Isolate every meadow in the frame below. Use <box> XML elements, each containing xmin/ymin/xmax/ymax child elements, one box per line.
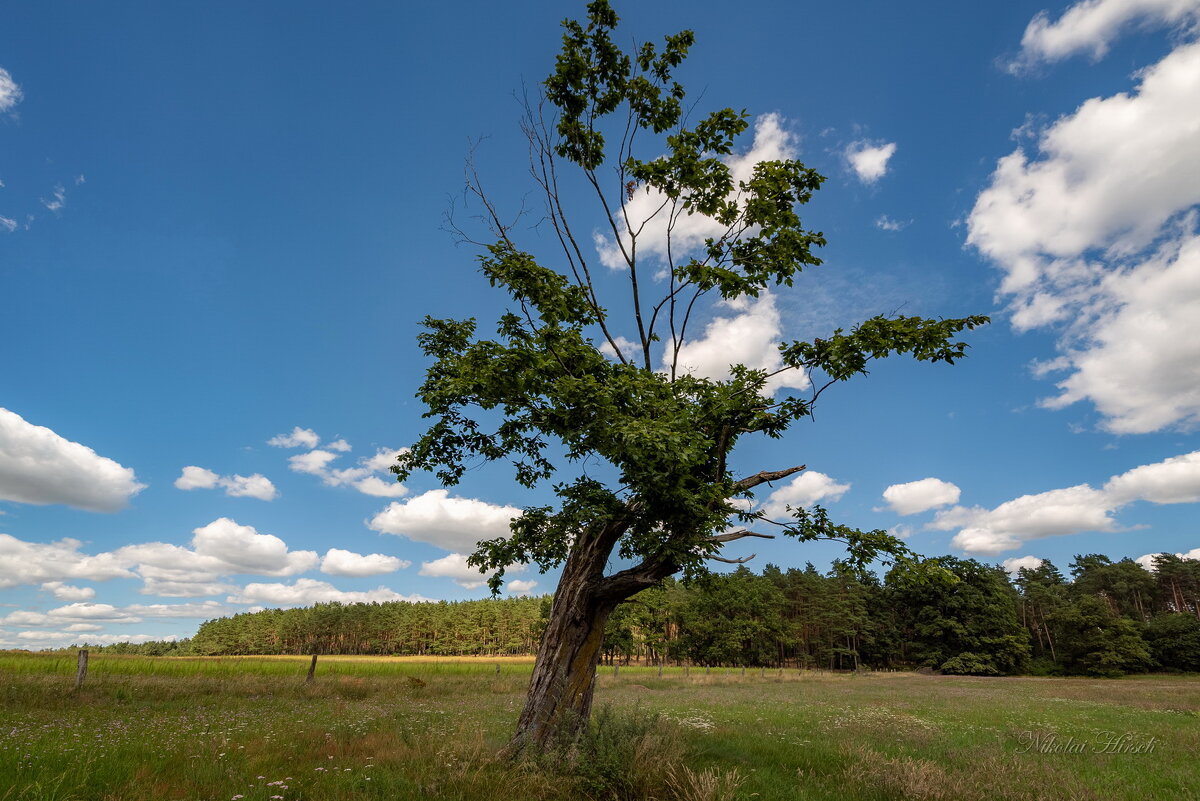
<box><xmin>1</xmin><ymin>653</ymin><xmax>1197</xmax><ymax>801</ymax></box>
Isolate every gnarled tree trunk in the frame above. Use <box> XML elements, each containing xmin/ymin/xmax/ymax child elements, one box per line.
<box><xmin>506</xmin><ymin>520</ymin><xmax>672</xmax><ymax>754</ymax></box>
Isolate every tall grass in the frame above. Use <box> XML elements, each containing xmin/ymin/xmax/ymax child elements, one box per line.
<box><xmin>1</xmin><ymin>653</ymin><xmax>1197</xmax><ymax>800</ymax></box>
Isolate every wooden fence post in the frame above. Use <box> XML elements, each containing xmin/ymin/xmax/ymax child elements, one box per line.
<box><xmin>495</xmin><ymin>664</ymin><xmax>501</xmax><ymax>676</ymax></box>
<box><xmin>658</xmin><ymin>662</ymin><xmax>664</xmax><ymax>678</ymax></box>
<box><xmin>305</xmin><ymin>653</ymin><xmax>318</xmax><ymax>684</ymax></box>
<box><xmin>613</xmin><ymin>664</ymin><xmax>619</xmax><ymax>678</ymax></box>
<box><xmin>74</xmin><ymin>649</ymin><xmax>88</xmax><ymax>690</ymax></box>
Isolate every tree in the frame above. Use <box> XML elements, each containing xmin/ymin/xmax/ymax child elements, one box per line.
<box><xmin>395</xmin><ymin>0</ymin><xmax>986</xmax><ymax>752</ymax></box>
<box><xmin>885</xmin><ymin>557</ymin><xmax>1029</xmax><ymax>675</ymax></box>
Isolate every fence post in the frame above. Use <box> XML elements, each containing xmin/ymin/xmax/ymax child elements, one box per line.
<box><xmin>495</xmin><ymin>664</ymin><xmax>501</xmax><ymax>676</ymax></box>
<box><xmin>305</xmin><ymin>653</ymin><xmax>318</xmax><ymax>684</ymax></box>
<box><xmin>658</xmin><ymin>661</ymin><xmax>664</xmax><ymax>678</ymax></box>
<box><xmin>74</xmin><ymin>649</ymin><xmax>89</xmax><ymax>690</ymax></box>
<box><xmin>613</xmin><ymin>664</ymin><xmax>619</xmax><ymax>678</ymax></box>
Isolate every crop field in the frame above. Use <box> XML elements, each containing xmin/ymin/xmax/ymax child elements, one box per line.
<box><xmin>1</xmin><ymin>653</ymin><xmax>1197</xmax><ymax>801</ymax></box>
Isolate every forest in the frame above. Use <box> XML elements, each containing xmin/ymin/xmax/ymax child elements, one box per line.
<box><xmin>80</xmin><ymin>552</ymin><xmax>1200</xmax><ymax>678</ymax></box>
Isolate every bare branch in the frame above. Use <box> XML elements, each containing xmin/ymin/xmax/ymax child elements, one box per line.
<box><xmin>705</xmin><ymin>529</ymin><xmax>774</xmax><ymax>544</ymax></box>
<box><xmin>708</xmin><ymin>553</ymin><xmax>756</xmax><ymax>564</ymax></box>
<box><xmin>731</xmin><ymin>465</ymin><xmax>806</xmax><ymax>493</ymax></box>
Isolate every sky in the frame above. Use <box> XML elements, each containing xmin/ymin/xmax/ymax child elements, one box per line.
<box><xmin>2</xmin><ymin>0</ymin><xmax>1200</xmax><ymax>649</ymax></box>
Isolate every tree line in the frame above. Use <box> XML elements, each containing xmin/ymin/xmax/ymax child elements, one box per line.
<box><xmin>72</xmin><ymin>552</ymin><xmax>1200</xmax><ymax>677</ymax></box>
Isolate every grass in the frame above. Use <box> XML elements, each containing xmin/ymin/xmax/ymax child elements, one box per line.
<box><xmin>1</xmin><ymin>653</ymin><xmax>1197</xmax><ymax>800</ymax></box>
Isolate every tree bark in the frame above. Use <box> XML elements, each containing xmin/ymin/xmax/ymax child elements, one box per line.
<box><xmin>506</xmin><ymin>552</ymin><xmax>619</xmax><ymax>754</ymax></box>
<box><xmin>505</xmin><ymin>520</ymin><xmax>676</xmax><ymax>755</ymax></box>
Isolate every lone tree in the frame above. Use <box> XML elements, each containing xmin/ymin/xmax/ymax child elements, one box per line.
<box><xmin>397</xmin><ymin>0</ymin><xmax>986</xmax><ymax>752</ymax></box>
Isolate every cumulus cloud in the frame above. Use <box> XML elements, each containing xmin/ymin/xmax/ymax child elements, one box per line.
<box><xmin>1011</xmin><ymin>0</ymin><xmax>1200</xmax><ymax>70</ymax></box>
<box><xmin>0</xmin><ymin>631</ymin><xmax>177</xmax><ymax>650</ymax></box>
<box><xmin>0</xmin><ymin>534</ymin><xmax>133</xmax><ymax>589</ymax></box>
<box><xmin>288</xmin><ymin>446</ymin><xmax>409</xmax><ymax>498</ymax></box>
<box><xmin>970</xmin><ymin>21</ymin><xmax>1200</xmax><ymax>433</ymax></box>
<box><xmin>268</xmin><ymin>427</ymin><xmax>320</xmax><ymax>449</ymax></box>
<box><xmin>1135</xmin><ymin>547</ymin><xmax>1200</xmax><ymax>569</ymax></box>
<box><xmin>507</xmin><ymin>579</ymin><xmax>538</xmax><ymax>594</ymax></box>
<box><xmin>40</xmin><ymin>581</ymin><xmax>95</xmax><ymax>601</ymax></box>
<box><xmin>760</xmin><ymin>471</ymin><xmax>850</xmax><ymax>518</ymax></box>
<box><xmin>226</xmin><ymin>578</ymin><xmax>430</xmax><ymax>606</ymax></box>
<box><xmin>175</xmin><ymin>466</ymin><xmax>278</xmax><ymax>501</ymax></box>
<box><xmin>418</xmin><ymin>553</ymin><xmax>528</xmax><ymax>590</ymax></box>
<box><xmin>845</xmin><ymin>141</ymin><xmax>897</xmax><ymax>183</ymax></box>
<box><xmin>1</xmin><ymin>518</ymin><xmax>323</xmax><ymax>598</ymax></box>
<box><xmin>369</xmin><ymin>489</ymin><xmax>522</xmax><ymax>553</ymax></box>
<box><xmin>0</xmin><ymin>67</ymin><xmax>21</xmax><ymax>113</ymax></box>
<box><xmin>1</xmin><ymin>600</ymin><xmax>228</xmax><ymax>626</ymax></box>
<box><xmin>113</xmin><ymin>518</ymin><xmax>319</xmax><ymax>596</ymax></box>
<box><xmin>933</xmin><ymin>449</ymin><xmax>1200</xmax><ymax>554</ymax></box>
<box><xmin>1001</xmin><ymin>555</ymin><xmax>1046</xmax><ymax>574</ymax></box>
<box><xmin>594</xmin><ymin>113</ymin><xmax>800</xmax><ymax>272</ymax></box>
<box><xmin>320</xmin><ymin>548</ymin><xmax>410</xmax><ymax>577</ymax></box>
<box><xmin>666</xmin><ymin>293</ymin><xmax>810</xmax><ymax>395</ymax></box>
<box><xmin>881</xmin><ymin>477</ymin><xmax>961</xmax><ymax>515</ymax></box>
<box><xmin>0</xmin><ymin>408</ymin><xmax>146</xmax><ymax>512</ymax></box>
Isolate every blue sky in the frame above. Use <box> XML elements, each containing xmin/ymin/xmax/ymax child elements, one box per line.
<box><xmin>3</xmin><ymin>0</ymin><xmax>1200</xmax><ymax>648</ymax></box>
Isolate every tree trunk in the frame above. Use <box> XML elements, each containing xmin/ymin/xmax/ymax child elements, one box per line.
<box><xmin>505</xmin><ymin>521</ymin><xmax>675</xmax><ymax>755</ymax></box>
<box><xmin>507</xmin><ymin>574</ymin><xmax>617</xmax><ymax>753</ymax></box>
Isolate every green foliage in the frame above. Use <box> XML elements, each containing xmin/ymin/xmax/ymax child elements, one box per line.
<box><xmin>938</xmin><ymin>652</ymin><xmax>1003</xmax><ymax>676</ymax></box>
<box><xmin>1144</xmin><ymin>613</ymin><xmax>1200</xmax><ymax>672</ymax></box>
<box><xmin>885</xmin><ymin>556</ymin><xmax>1030</xmax><ymax>675</ymax></box>
<box><xmin>395</xmin><ymin>0</ymin><xmax>987</xmax><ymax>601</ymax></box>
<box><xmin>1047</xmin><ymin>595</ymin><xmax>1152</xmax><ymax>678</ymax></box>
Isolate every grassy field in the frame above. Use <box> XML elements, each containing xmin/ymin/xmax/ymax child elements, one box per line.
<box><xmin>1</xmin><ymin>653</ymin><xmax>1197</xmax><ymax>801</ymax></box>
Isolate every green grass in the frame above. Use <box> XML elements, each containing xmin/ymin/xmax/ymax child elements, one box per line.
<box><xmin>1</xmin><ymin>653</ymin><xmax>1197</xmax><ymax>800</ymax></box>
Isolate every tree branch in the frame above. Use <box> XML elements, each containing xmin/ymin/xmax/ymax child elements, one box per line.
<box><xmin>705</xmin><ymin>529</ymin><xmax>774</xmax><ymax>544</ymax></box>
<box><xmin>731</xmin><ymin>465</ymin><xmax>805</xmax><ymax>493</ymax></box>
<box><xmin>708</xmin><ymin>553</ymin><xmax>756</xmax><ymax>564</ymax></box>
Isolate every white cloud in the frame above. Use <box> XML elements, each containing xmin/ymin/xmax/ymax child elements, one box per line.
<box><xmin>1012</xmin><ymin>0</ymin><xmax>1200</xmax><ymax>69</ymax></box>
<box><xmin>220</xmin><ymin>473</ymin><xmax>278</xmax><ymax>500</ymax></box>
<box><xmin>40</xmin><ymin>581</ymin><xmax>95</xmax><ymax>601</ymax></box>
<box><xmin>369</xmin><ymin>489</ymin><xmax>521</xmax><ymax>553</ymax></box>
<box><xmin>0</xmin><ymin>67</ymin><xmax>21</xmax><ymax>113</ymax></box>
<box><xmin>174</xmin><ymin>466</ymin><xmax>220</xmax><ymax>490</ymax></box>
<box><xmin>113</xmin><ymin>518</ymin><xmax>318</xmax><ymax>596</ymax></box>
<box><xmin>175</xmin><ymin>466</ymin><xmax>278</xmax><ymax>501</ymax></box>
<box><xmin>666</xmin><ymin>293</ymin><xmax>810</xmax><ymax>395</ymax></box>
<box><xmin>935</xmin><ymin>484</ymin><xmax>1115</xmax><ymax>555</ymax></box>
<box><xmin>226</xmin><ymin>578</ymin><xmax>431</xmax><ymax>606</ymax></box>
<box><xmin>0</xmin><ymin>534</ymin><xmax>133</xmax><ymax>589</ymax></box>
<box><xmin>760</xmin><ymin>471</ymin><xmax>850</xmax><ymax>518</ymax></box>
<box><xmin>289</xmin><ymin>449</ymin><xmax>338</xmax><ymax>475</ymax></box>
<box><xmin>288</xmin><ymin>447</ymin><xmax>409</xmax><ymax>498</ymax></box>
<box><xmin>41</xmin><ymin>185</ymin><xmax>66</xmax><ymax>213</ymax></box>
<box><xmin>1136</xmin><ymin>547</ymin><xmax>1200</xmax><ymax>569</ymax></box>
<box><xmin>189</xmin><ymin>518</ymin><xmax>318</xmax><ymax>575</ymax></box>
<box><xmin>594</xmin><ymin>112</ymin><xmax>799</xmax><ymax>271</ymax></box>
<box><xmin>969</xmin><ymin>34</ymin><xmax>1200</xmax><ymax>433</ymax></box>
<box><xmin>845</xmin><ymin>141</ymin><xmax>897</xmax><ymax>183</ymax></box>
<box><xmin>419</xmin><ymin>553</ymin><xmax>492</xmax><ymax>589</ymax></box>
<box><xmin>325</xmin><ymin>438</ymin><xmax>352</xmax><ymax>452</ymax></box>
<box><xmin>1001</xmin><ymin>555</ymin><xmax>1046</xmax><ymax>574</ymax></box>
<box><xmin>320</xmin><ymin>548</ymin><xmax>409</xmax><ymax>577</ymax></box>
<box><xmin>0</xmin><ymin>631</ymin><xmax>177</xmax><ymax>650</ymax></box>
<box><xmin>882</xmin><ymin>477</ymin><xmax>962</xmax><ymax>515</ymax></box>
<box><xmin>875</xmin><ymin>215</ymin><xmax>909</xmax><ymax>231</ymax></box>
<box><xmin>1</xmin><ymin>600</ymin><xmax>227</xmax><ymax>626</ymax></box>
<box><xmin>1104</xmin><ymin>450</ymin><xmax>1200</xmax><ymax>504</ymax></box>
<box><xmin>0</xmin><ymin>216</ymin><xmax>17</xmax><ymax>233</ymax></box>
<box><xmin>507</xmin><ymin>579</ymin><xmax>538</xmax><ymax>594</ymax></box>
<box><xmin>934</xmin><ymin>449</ymin><xmax>1200</xmax><ymax>554</ymax></box>
<box><xmin>0</xmin><ymin>407</ymin><xmax>146</xmax><ymax>512</ymax></box>
<box><xmin>268</xmin><ymin>427</ymin><xmax>320</xmax><ymax>449</ymax></box>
